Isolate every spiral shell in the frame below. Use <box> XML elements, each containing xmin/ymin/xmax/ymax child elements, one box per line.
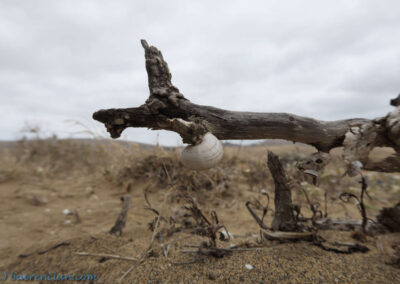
<box><xmin>180</xmin><ymin>132</ymin><xmax>223</xmax><ymax>170</ymax></box>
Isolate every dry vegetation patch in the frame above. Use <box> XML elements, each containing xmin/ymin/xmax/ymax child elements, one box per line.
<box><xmin>1</xmin><ymin>138</ymin><xmax>399</xmax><ymax>283</ymax></box>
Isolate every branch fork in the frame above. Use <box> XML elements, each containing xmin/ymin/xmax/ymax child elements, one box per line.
<box><xmin>93</xmin><ymin>40</ymin><xmax>400</xmax><ymax>173</ymax></box>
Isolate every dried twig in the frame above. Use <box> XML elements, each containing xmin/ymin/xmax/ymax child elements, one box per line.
<box><xmin>144</xmin><ymin>190</ymin><xmax>160</xmax><ymax>216</ymax></box>
<box><xmin>245</xmin><ymin>201</ymin><xmax>269</xmax><ymax>230</ymax></box>
<box><xmin>175</xmin><ymin>195</ymin><xmax>231</xmax><ymax>259</ymax></box>
<box><xmin>300</xmin><ymin>187</ymin><xmax>323</xmax><ymax>225</ymax></box>
<box><xmin>37</xmin><ymin>242</ymin><xmax>70</xmax><ymax>255</ymax></box>
<box><xmin>313</xmin><ymin>240</ymin><xmax>369</xmax><ymax>254</ymax></box>
<box><xmin>339</xmin><ymin>176</ymin><xmax>370</xmax><ymax>234</ymax></box>
<box><xmin>246</xmin><ymin>195</ymin><xmax>314</xmax><ymax>241</ymax></box>
<box><xmin>181</xmin><ymin>247</ymin><xmax>261</xmax><ymax>253</ymax></box>
<box><xmin>19</xmin><ymin>242</ymin><xmax>71</xmax><ymax>258</ymax></box>
<box><xmin>75</xmin><ymin>252</ymin><xmax>138</xmax><ymax>262</ymax></box>
<box><xmin>261</xmin><ymin>229</ymin><xmax>314</xmax><ymax>241</ymax></box>
<box><xmin>183</xmin><ymin>196</ymin><xmax>228</xmax><ymax>248</ymax></box>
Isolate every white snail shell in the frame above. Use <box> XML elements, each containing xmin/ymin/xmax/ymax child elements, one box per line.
<box><xmin>180</xmin><ymin>132</ymin><xmax>223</xmax><ymax>170</ymax></box>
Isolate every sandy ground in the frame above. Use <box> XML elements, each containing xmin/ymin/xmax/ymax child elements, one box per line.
<box><xmin>0</xmin><ymin>139</ymin><xmax>399</xmax><ymax>283</ymax></box>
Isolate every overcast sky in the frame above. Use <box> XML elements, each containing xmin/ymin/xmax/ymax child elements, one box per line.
<box><xmin>1</xmin><ymin>0</ymin><xmax>399</xmax><ymax>145</ymax></box>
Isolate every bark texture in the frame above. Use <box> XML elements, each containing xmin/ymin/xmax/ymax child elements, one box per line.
<box><xmin>92</xmin><ymin>40</ymin><xmax>400</xmax><ymax>173</ymax></box>
<box><xmin>268</xmin><ymin>151</ymin><xmax>297</xmax><ymax>231</ymax></box>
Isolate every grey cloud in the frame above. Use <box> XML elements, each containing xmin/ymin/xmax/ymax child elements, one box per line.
<box><xmin>1</xmin><ymin>0</ymin><xmax>399</xmax><ymax>145</ymax></box>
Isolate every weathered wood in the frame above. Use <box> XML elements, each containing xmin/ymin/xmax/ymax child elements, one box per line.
<box><xmin>93</xmin><ymin>104</ymin><xmax>372</xmax><ymax>152</ymax></box>
<box><xmin>92</xmin><ymin>40</ymin><xmax>400</xmax><ymax>173</ymax></box>
<box><xmin>268</xmin><ymin>151</ymin><xmax>298</xmax><ymax>231</ymax></box>
<box><xmin>261</xmin><ymin>229</ymin><xmax>313</xmax><ymax>241</ymax></box>
<box><xmin>364</xmin><ymin>153</ymin><xmax>400</xmax><ymax>173</ymax></box>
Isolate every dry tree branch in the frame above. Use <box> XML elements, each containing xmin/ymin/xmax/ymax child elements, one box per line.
<box><xmin>92</xmin><ymin>40</ymin><xmax>400</xmax><ymax>173</ymax></box>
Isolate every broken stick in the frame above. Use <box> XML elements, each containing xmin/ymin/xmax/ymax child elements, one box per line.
<box><xmin>268</xmin><ymin>151</ymin><xmax>298</xmax><ymax>232</ymax></box>
<box><xmin>109</xmin><ymin>193</ymin><xmax>132</xmax><ymax>236</ymax></box>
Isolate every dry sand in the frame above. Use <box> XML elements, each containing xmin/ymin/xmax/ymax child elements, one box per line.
<box><xmin>0</xmin><ymin>139</ymin><xmax>399</xmax><ymax>283</ymax></box>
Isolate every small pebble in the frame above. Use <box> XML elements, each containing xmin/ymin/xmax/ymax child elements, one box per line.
<box><xmin>245</xmin><ymin>264</ymin><xmax>254</xmax><ymax>270</ymax></box>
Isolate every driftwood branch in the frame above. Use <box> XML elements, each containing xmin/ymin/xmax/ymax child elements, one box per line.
<box><xmin>92</xmin><ymin>40</ymin><xmax>400</xmax><ymax>172</ymax></box>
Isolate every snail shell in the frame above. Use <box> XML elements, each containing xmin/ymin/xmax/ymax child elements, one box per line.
<box><xmin>180</xmin><ymin>132</ymin><xmax>223</xmax><ymax>170</ymax></box>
